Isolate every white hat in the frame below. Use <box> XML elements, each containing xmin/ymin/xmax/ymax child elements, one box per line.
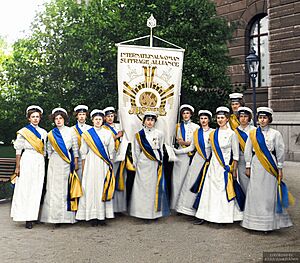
<box><xmin>90</xmin><ymin>109</ymin><xmax>105</xmax><ymax>119</ymax></box>
<box><xmin>26</xmin><ymin>105</ymin><xmax>43</xmax><ymax>115</ymax></box>
<box><xmin>179</xmin><ymin>104</ymin><xmax>194</xmax><ymax>113</ymax></box>
<box><xmin>238</xmin><ymin>106</ymin><xmax>253</xmax><ymax>115</ymax></box>
<box><xmin>198</xmin><ymin>110</ymin><xmax>212</xmax><ymax>117</ymax></box>
<box><xmin>103</xmin><ymin>106</ymin><xmax>115</xmax><ymax>115</ymax></box>
<box><xmin>216</xmin><ymin>106</ymin><xmax>230</xmax><ymax>115</ymax></box>
<box><xmin>52</xmin><ymin>107</ymin><xmax>67</xmax><ymax>115</ymax></box>
<box><xmin>257</xmin><ymin>107</ymin><xmax>273</xmax><ymax>116</ymax></box>
<box><xmin>144</xmin><ymin>111</ymin><xmax>157</xmax><ymax>118</ymax></box>
<box><xmin>229</xmin><ymin>93</ymin><xmax>243</xmax><ymax>101</ymax></box>
<box><xmin>74</xmin><ymin>105</ymin><xmax>88</xmax><ymax>112</ymax></box>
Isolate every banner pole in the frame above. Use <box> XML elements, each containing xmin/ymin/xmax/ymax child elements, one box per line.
<box><xmin>147</xmin><ymin>14</ymin><xmax>156</xmax><ymax>47</ymax></box>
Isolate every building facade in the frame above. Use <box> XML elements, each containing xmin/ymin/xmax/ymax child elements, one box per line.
<box><xmin>213</xmin><ymin>0</ymin><xmax>300</xmax><ymax>161</ymax></box>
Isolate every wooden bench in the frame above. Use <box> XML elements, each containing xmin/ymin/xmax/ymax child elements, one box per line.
<box><xmin>0</xmin><ymin>158</ymin><xmax>16</xmax><ymax>182</ymax></box>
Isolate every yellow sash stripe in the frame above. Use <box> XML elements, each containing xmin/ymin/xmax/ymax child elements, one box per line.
<box><xmin>18</xmin><ymin>128</ymin><xmax>44</xmax><ymax>155</ymax></box>
<box><xmin>103</xmin><ymin>125</ymin><xmax>120</xmax><ymax>151</ymax></box>
<box><xmin>135</xmin><ymin>133</ymin><xmax>156</xmax><ymax>161</ymax></box>
<box><xmin>73</xmin><ymin>126</ymin><xmax>82</xmax><ymax>149</ymax></box>
<box><xmin>48</xmin><ymin>131</ymin><xmax>70</xmax><ymax>164</ymax></box>
<box><xmin>176</xmin><ymin>123</ymin><xmax>193</xmax><ymax>156</ymax></box>
<box><xmin>69</xmin><ymin>171</ymin><xmax>83</xmax><ymax>211</ymax></box>
<box><xmin>117</xmin><ymin>160</ymin><xmax>126</xmax><ymax>191</ymax></box>
<box><xmin>234</xmin><ymin>129</ymin><xmax>246</xmax><ymax>153</ymax></box>
<box><xmin>229</xmin><ymin>114</ymin><xmax>240</xmax><ymax>130</ymax></box>
<box><xmin>126</xmin><ymin>156</ymin><xmax>136</xmax><ymax>171</ymax></box>
<box><xmin>193</xmin><ymin>130</ymin><xmax>206</xmax><ymax>160</ymax></box>
<box><xmin>155</xmin><ymin>164</ymin><xmax>163</xmax><ymax>211</ymax></box>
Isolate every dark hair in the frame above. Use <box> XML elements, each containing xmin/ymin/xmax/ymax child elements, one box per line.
<box><xmin>92</xmin><ymin>114</ymin><xmax>104</xmax><ymax>120</ymax></box>
<box><xmin>51</xmin><ymin>111</ymin><xmax>68</xmax><ymax>124</ymax></box>
<box><xmin>143</xmin><ymin>115</ymin><xmax>157</xmax><ymax>124</ymax></box>
<box><xmin>199</xmin><ymin>113</ymin><xmax>212</xmax><ymax>124</ymax></box>
<box><xmin>257</xmin><ymin>114</ymin><xmax>272</xmax><ymax>124</ymax></box>
<box><xmin>238</xmin><ymin>112</ymin><xmax>252</xmax><ymax>122</ymax></box>
<box><xmin>180</xmin><ymin>108</ymin><xmax>193</xmax><ymax>115</ymax></box>
<box><xmin>74</xmin><ymin>111</ymin><xmax>89</xmax><ymax>117</ymax></box>
<box><xmin>231</xmin><ymin>99</ymin><xmax>245</xmax><ymax>107</ymax></box>
<box><xmin>27</xmin><ymin>109</ymin><xmax>42</xmax><ymax>119</ymax></box>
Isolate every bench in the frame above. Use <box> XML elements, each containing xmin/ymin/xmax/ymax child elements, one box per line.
<box><xmin>0</xmin><ymin>158</ymin><xmax>16</xmax><ymax>182</ymax></box>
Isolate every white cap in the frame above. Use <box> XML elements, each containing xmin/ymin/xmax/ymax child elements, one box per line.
<box><xmin>103</xmin><ymin>106</ymin><xmax>115</xmax><ymax>115</ymax></box>
<box><xmin>144</xmin><ymin>111</ymin><xmax>157</xmax><ymax>118</ymax></box>
<box><xmin>74</xmin><ymin>105</ymin><xmax>88</xmax><ymax>112</ymax></box>
<box><xmin>216</xmin><ymin>106</ymin><xmax>230</xmax><ymax>115</ymax></box>
<box><xmin>26</xmin><ymin>105</ymin><xmax>43</xmax><ymax>115</ymax></box>
<box><xmin>198</xmin><ymin>110</ymin><xmax>212</xmax><ymax>117</ymax></box>
<box><xmin>238</xmin><ymin>106</ymin><xmax>253</xmax><ymax>115</ymax></box>
<box><xmin>90</xmin><ymin>109</ymin><xmax>105</xmax><ymax>119</ymax></box>
<box><xmin>52</xmin><ymin>107</ymin><xmax>67</xmax><ymax>115</ymax></box>
<box><xmin>257</xmin><ymin>107</ymin><xmax>273</xmax><ymax>116</ymax></box>
<box><xmin>179</xmin><ymin>104</ymin><xmax>194</xmax><ymax>113</ymax></box>
<box><xmin>229</xmin><ymin>93</ymin><xmax>243</xmax><ymax>101</ymax></box>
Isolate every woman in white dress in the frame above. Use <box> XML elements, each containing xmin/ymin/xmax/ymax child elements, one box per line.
<box><xmin>11</xmin><ymin>105</ymin><xmax>47</xmax><ymax>229</ymax></box>
<box><xmin>174</xmin><ymin>110</ymin><xmax>213</xmax><ymax>220</ymax></box>
<box><xmin>130</xmin><ymin>111</ymin><xmax>169</xmax><ymax>221</ymax></box>
<box><xmin>103</xmin><ymin>106</ymin><xmax>127</xmax><ymax>214</ymax></box>
<box><xmin>40</xmin><ymin>108</ymin><xmax>79</xmax><ymax>225</ymax></box>
<box><xmin>234</xmin><ymin>107</ymin><xmax>255</xmax><ymax>194</ymax></box>
<box><xmin>195</xmin><ymin>106</ymin><xmax>243</xmax><ymax>224</ymax></box>
<box><xmin>76</xmin><ymin>109</ymin><xmax>115</xmax><ymax>226</ymax></box>
<box><xmin>228</xmin><ymin>93</ymin><xmax>244</xmax><ymax>130</ymax></box>
<box><xmin>171</xmin><ymin>104</ymin><xmax>199</xmax><ymax>210</ymax></box>
<box><xmin>241</xmin><ymin>107</ymin><xmax>293</xmax><ymax>231</ymax></box>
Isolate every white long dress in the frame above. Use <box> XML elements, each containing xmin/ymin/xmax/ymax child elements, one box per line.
<box><xmin>105</xmin><ymin>123</ymin><xmax>127</xmax><ymax>213</ymax></box>
<box><xmin>40</xmin><ymin>126</ymin><xmax>79</xmax><ymax>224</ymax></box>
<box><xmin>171</xmin><ymin>121</ymin><xmax>199</xmax><ymax>209</ymax></box>
<box><xmin>130</xmin><ymin>127</ymin><xmax>166</xmax><ymax>219</ymax></box>
<box><xmin>195</xmin><ymin>128</ymin><xmax>243</xmax><ymax>223</ymax></box>
<box><xmin>241</xmin><ymin>126</ymin><xmax>293</xmax><ymax>231</ymax></box>
<box><xmin>76</xmin><ymin>127</ymin><xmax>115</xmax><ymax>221</ymax></box>
<box><xmin>11</xmin><ymin>124</ymin><xmax>47</xmax><ymax>222</ymax></box>
<box><xmin>175</xmin><ymin>128</ymin><xmax>213</xmax><ymax>216</ymax></box>
<box><xmin>73</xmin><ymin>122</ymin><xmax>91</xmax><ymax>181</ymax></box>
<box><xmin>234</xmin><ymin>124</ymin><xmax>255</xmax><ymax>194</ymax></box>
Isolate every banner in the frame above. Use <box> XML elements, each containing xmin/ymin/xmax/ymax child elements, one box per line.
<box><xmin>117</xmin><ymin>44</ymin><xmax>185</xmax><ymax>146</ymax></box>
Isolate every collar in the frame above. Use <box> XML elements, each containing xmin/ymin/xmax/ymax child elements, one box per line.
<box><xmin>183</xmin><ymin>120</ymin><xmax>191</xmax><ymax>125</ymax></box>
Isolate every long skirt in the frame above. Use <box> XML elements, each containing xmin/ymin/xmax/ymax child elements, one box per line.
<box><xmin>113</xmin><ymin>161</ymin><xmax>127</xmax><ymax>213</ymax></box>
<box><xmin>171</xmin><ymin>154</ymin><xmax>190</xmax><ymax>209</ymax></box>
<box><xmin>241</xmin><ymin>155</ymin><xmax>292</xmax><ymax>231</ymax></box>
<box><xmin>40</xmin><ymin>152</ymin><xmax>76</xmax><ymax>224</ymax></box>
<box><xmin>175</xmin><ymin>154</ymin><xmax>205</xmax><ymax>216</ymax></box>
<box><xmin>238</xmin><ymin>154</ymin><xmax>249</xmax><ymax>194</ymax></box>
<box><xmin>76</xmin><ymin>150</ymin><xmax>114</xmax><ymax>221</ymax></box>
<box><xmin>11</xmin><ymin>150</ymin><xmax>45</xmax><ymax>221</ymax></box>
<box><xmin>195</xmin><ymin>155</ymin><xmax>243</xmax><ymax>223</ymax></box>
<box><xmin>130</xmin><ymin>153</ymin><xmax>165</xmax><ymax>219</ymax></box>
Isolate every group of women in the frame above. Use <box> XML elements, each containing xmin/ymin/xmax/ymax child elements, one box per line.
<box><xmin>10</xmin><ymin>92</ymin><xmax>294</xmax><ymax>232</ymax></box>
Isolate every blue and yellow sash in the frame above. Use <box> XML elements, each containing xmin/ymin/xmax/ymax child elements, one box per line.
<box><xmin>82</xmin><ymin>128</ymin><xmax>115</xmax><ymax>201</ymax></box>
<box><xmin>136</xmin><ymin>129</ymin><xmax>169</xmax><ymax>214</ymax></box>
<box><xmin>210</xmin><ymin>129</ymin><xmax>236</xmax><ymax>202</ymax></box>
<box><xmin>176</xmin><ymin>122</ymin><xmax>193</xmax><ymax>157</ymax></box>
<box><xmin>249</xmin><ymin>127</ymin><xmax>295</xmax><ymax>213</ymax></box>
<box><xmin>103</xmin><ymin>123</ymin><xmax>121</xmax><ymax>151</ymax></box>
<box><xmin>73</xmin><ymin>123</ymin><xmax>83</xmax><ymax>148</ymax></box>
<box><xmin>191</xmin><ymin>128</ymin><xmax>211</xmax><ymax>210</ymax></box>
<box><xmin>229</xmin><ymin>114</ymin><xmax>240</xmax><ymax>130</ymax></box>
<box><xmin>234</xmin><ymin>127</ymin><xmax>248</xmax><ymax>153</ymax></box>
<box><xmin>17</xmin><ymin>124</ymin><xmax>44</xmax><ymax>155</ymax></box>
<box><xmin>48</xmin><ymin>128</ymin><xmax>82</xmax><ymax>211</ymax></box>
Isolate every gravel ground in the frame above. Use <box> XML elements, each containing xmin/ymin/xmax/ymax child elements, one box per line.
<box><xmin>0</xmin><ymin>162</ymin><xmax>299</xmax><ymax>263</ymax></box>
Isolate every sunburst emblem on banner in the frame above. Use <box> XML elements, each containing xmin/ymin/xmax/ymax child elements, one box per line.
<box><xmin>123</xmin><ymin>66</ymin><xmax>174</xmax><ymax>118</ymax></box>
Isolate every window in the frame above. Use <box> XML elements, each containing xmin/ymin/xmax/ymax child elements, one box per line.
<box><xmin>249</xmin><ymin>15</ymin><xmax>270</xmax><ymax>87</ymax></box>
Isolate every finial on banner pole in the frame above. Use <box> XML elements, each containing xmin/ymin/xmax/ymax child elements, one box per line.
<box><xmin>147</xmin><ymin>14</ymin><xmax>156</xmax><ymax>47</ymax></box>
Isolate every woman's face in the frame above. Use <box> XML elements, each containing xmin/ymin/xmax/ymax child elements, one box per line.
<box><xmin>105</xmin><ymin>113</ymin><xmax>115</xmax><ymax>125</ymax></box>
<box><xmin>216</xmin><ymin>114</ymin><xmax>228</xmax><ymax>127</ymax></box>
<box><xmin>77</xmin><ymin>112</ymin><xmax>87</xmax><ymax>124</ymax></box>
<box><xmin>28</xmin><ymin>112</ymin><xmax>41</xmax><ymax>126</ymax></box>
<box><xmin>54</xmin><ymin>115</ymin><xmax>65</xmax><ymax>127</ymax></box>
<box><xmin>239</xmin><ymin>113</ymin><xmax>250</xmax><ymax>126</ymax></box>
<box><xmin>199</xmin><ymin>115</ymin><xmax>209</xmax><ymax>127</ymax></box>
<box><xmin>181</xmin><ymin>110</ymin><xmax>192</xmax><ymax>122</ymax></box>
<box><xmin>231</xmin><ymin>102</ymin><xmax>240</xmax><ymax>112</ymax></box>
<box><xmin>258</xmin><ymin>115</ymin><xmax>269</xmax><ymax>127</ymax></box>
<box><xmin>144</xmin><ymin>117</ymin><xmax>155</xmax><ymax>129</ymax></box>
<box><xmin>93</xmin><ymin>116</ymin><xmax>103</xmax><ymax>128</ymax></box>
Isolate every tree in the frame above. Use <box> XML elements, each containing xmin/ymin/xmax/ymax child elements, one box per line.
<box><xmin>0</xmin><ymin>0</ymin><xmax>234</xmax><ymax>143</ymax></box>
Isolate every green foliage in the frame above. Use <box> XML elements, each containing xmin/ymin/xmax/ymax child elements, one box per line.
<box><xmin>0</xmin><ymin>0</ymin><xmax>234</xmax><ymax>143</ymax></box>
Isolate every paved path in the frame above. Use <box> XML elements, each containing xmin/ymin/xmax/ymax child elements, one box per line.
<box><xmin>0</xmin><ymin>162</ymin><xmax>299</xmax><ymax>263</ymax></box>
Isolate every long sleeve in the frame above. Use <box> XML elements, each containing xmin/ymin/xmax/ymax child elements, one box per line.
<box><xmin>274</xmin><ymin>130</ymin><xmax>285</xmax><ymax>169</ymax></box>
<box><xmin>80</xmin><ymin>137</ymin><xmax>89</xmax><ymax>160</ymax></box>
<box><xmin>244</xmin><ymin>136</ymin><xmax>253</xmax><ymax>168</ymax></box>
<box><xmin>231</xmin><ymin>133</ymin><xmax>239</xmax><ymax>161</ymax></box>
<box><xmin>107</xmin><ymin>133</ymin><xmax>115</xmax><ymax>160</ymax></box>
<box><xmin>133</xmin><ymin>135</ymin><xmax>141</xmax><ymax>167</ymax></box>
<box><xmin>71</xmin><ymin>129</ymin><xmax>79</xmax><ymax>158</ymax></box>
<box><xmin>14</xmin><ymin>134</ymin><xmax>25</xmax><ymax>155</ymax></box>
<box><xmin>47</xmin><ymin>138</ymin><xmax>53</xmax><ymax>158</ymax></box>
<box><xmin>175</xmin><ymin>141</ymin><xmax>195</xmax><ymax>154</ymax></box>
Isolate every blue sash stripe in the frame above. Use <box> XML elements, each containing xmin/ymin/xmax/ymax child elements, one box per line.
<box><xmin>197</xmin><ymin>128</ymin><xmax>207</xmax><ymax>159</ymax></box>
<box><xmin>25</xmin><ymin>124</ymin><xmax>42</xmax><ymax>139</ymax></box>
<box><xmin>139</xmin><ymin>129</ymin><xmax>160</xmax><ymax>162</ymax></box>
<box><xmin>236</xmin><ymin>128</ymin><xmax>248</xmax><ymax>143</ymax></box>
<box><xmin>180</xmin><ymin>121</ymin><xmax>186</xmax><ymax>141</ymax></box>
<box><xmin>75</xmin><ymin>123</ymin><xmax>83</xmax><ymax>136</ymax></box>
<box><xmin>104</xmin><ymin>123</ymin><xmax>117</xmax><ymax>135</ymax></box>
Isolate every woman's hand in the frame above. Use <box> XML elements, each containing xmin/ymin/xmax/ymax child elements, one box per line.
<box><xmin>278</xmin><ymin>169</ymin><xmax>283</xmax><ymax>180</ymax></box>
<box><xmin>245</xmin><ymin>168</ymin><xmax>251</xmax><ymax>177</ymax></box>
<box><xmin>14</xmin><ymin>167</ymin><xmax>20</xmax><ymax>177</ymax></box>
